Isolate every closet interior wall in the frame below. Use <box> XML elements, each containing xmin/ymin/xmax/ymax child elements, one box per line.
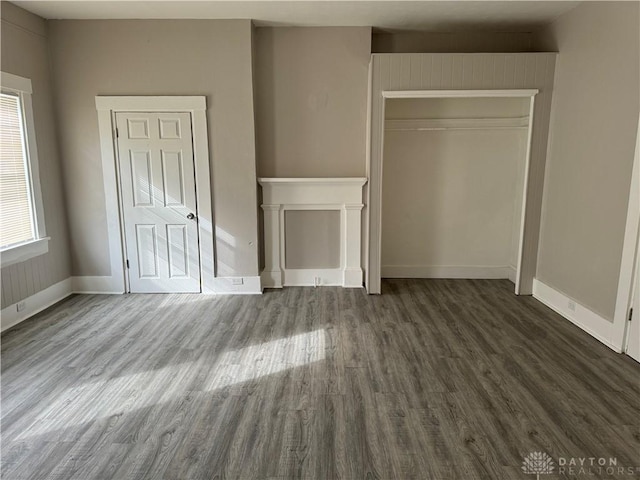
<box><xmin>382</xmin><ymin>97</ymin><xmax>531</xmax><ymax>282</ymax></box>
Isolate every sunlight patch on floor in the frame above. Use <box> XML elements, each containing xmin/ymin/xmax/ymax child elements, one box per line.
<box><xmin>17</xmin><ymin>329</ymin><xmax>326</xmax><ymax>439</ymax></box>
<box><xmin>203</xmin><ymin>329</ymin><xmax>326</xmax><ymax>391</ymax></box>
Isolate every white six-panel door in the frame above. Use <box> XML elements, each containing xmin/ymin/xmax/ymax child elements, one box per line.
<box><xmin>116</xmin><ymin>112</ymin><xmax>200</xmax><ymax>293</ymax></box>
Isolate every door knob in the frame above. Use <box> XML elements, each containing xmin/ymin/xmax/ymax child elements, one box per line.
<box><xmin>187</xmin><ymin>213</ymin><xmax>196</xmax><ymax>220</ymax></box>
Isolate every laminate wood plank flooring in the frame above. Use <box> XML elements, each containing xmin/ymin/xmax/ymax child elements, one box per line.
<box><xmin>1</xmin><ymin>279</ymin><xmax>639</xmax><ymax>480</ymax></box>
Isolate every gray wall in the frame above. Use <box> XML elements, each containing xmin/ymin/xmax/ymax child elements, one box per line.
<box><xmin>255</xmin><ymin>27</ymin><xmax>371</xmax><ymax>177</ymax></box>
<box><xmin>0</xmin><ymin>2</ymin><xmax>71</xmax><ymax>308</ymax></box>
<box><xmin>534</xmin><ymin>1</ymin><xmax>640</xmax><ymax>320</ymax></box>
<box><xmin>284</xmin><ymin>210</ymin><xmax>340</xmax><ymax>269</ymax></box>
<box><xmin>372</xmin><ymin>31</ymin><xmax>534</xmax><ymax>53</ymax></box>
<box><xmin>5</xmin><ymin>4</ymin><xmax>637</xmax><ymax>307</ymax></box>
<box><xmin>254</xmin><ymin>27</ymin><xmax>371</xmax><ymax>270</ymax></box>
<box><xmin>47</xmin><ymin>19</ymin><xmax>260</xmax><ymax>278</ymax></box>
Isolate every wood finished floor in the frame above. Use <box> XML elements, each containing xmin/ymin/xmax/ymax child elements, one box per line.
<box><xmin>1</xmin><ymin>279</ymin><xmax>639</xmax><ymax>480</ymax></box>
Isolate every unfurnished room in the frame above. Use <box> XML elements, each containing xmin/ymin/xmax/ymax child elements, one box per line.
<box><xmin>0</xmin><ymin>1</ymin><xmax>639</xmax><ymax>479</ymax></box>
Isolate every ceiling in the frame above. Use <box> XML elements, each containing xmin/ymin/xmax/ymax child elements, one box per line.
<box><xmin>12</xmin><ymin>1</ymin><xmax>581</xmax><ymax>31</ymax></box>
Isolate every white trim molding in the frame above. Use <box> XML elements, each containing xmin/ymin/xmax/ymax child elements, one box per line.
<box><xmin>0</xmin><ymin>71</ymin><xmax>33</xmax><ymax>94</ymax></box>
<box><xmin>283</xmin><ymin>268</ymin><xmax>344</xmax><ymax>287</ymax></box>
<box><xmin>212</xmin><ymin>276</ymin><xmax>262</xmax><ymax>295</ymax></box>
<box><xmin>370</xmin><ymin>88</ymin><xmax>540</xmax><ymax>295</ymax></box>
<box><xmin>1</xmin><ymin>237</ymin><xmax>49</xmax><ymax>268</ymax></box>
<box><xmin>259</xmin><ymin>178</ymin><xmax>367</xmax><ymax>288</ymax></box>
<box><xmin>95</xmin><ymin>96</ymin><xmax>205</xmax><ymax>111</ymax></box>
<box><xmin>613</xmin><ymin>114</ymin><xmax>640</xmax><ymax>353</ymax></box>
<box><xmin>1</xmin><ymin>71</ymin><xmax>48</xmax><ymax>256</ymax></box>
<box><xmin>533</xmin><ymin>279</ymin><xmax>621</xmax><ymax>352</ymax></box>
<box><xmin>1</xmin><ymin>274</ymin><xmax>130</xmax><ymax>332</ymax></box>
<box><xmin>95</xmin><ymin>96</ymin><xmax>214</xmax><ymax>294</ymax></box>
<box><xmin>367</xmin><ymin>89</ymin><xmax>539</xmax><ymax>295</ymax></box>
<box><xmin>1</xmin><ymin>278</ymin><xmax>72</xmax><ymax>332</ymax></box>
<box><xmin>382</xmin><ymin>265</ymin><xmax>516</xmax><ymax>281</ymax></box>
<box><xmin>71</xmin><ymin>276</ymin><xmax>125</xmax><ymax>295</ymax></box>
<box><xmin>382</xmin><ymin>89</ymin><xmax>539</xmax><ymax>99</ymax></box>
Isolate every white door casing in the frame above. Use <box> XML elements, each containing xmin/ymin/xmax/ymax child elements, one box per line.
<box><xmin>626</xmin><ymin>247</ymin><xmax>640</xmax><ymax>362</ymax></box>
<box><xmin>116</xmin><ymin>112</ymin><xmax>200</xmax><ymax>293</ymax></box>
<box><xmin>95</xmin><ymin>96</ymin><xmax>213</xmax><ymax>294</ymax></box>
<box><xmin>615</xmin><ymin>114</ymin><xmax>640</xmax><ymax>354</ymax></box>
<box><xmin>366</xmin><ymin>54</ymin><xmax>558</xmax><ymax>295</ymax></box>
<box><xmin>373</xmin><ymin>89</ymin><xmax>537</xmax><ymax>295</ymax></box>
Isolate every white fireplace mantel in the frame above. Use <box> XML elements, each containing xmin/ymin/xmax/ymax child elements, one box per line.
<box><xmin>259</xmin><ymin>177</ymin><xmax>367</xmax><ymax>288</ymax></box>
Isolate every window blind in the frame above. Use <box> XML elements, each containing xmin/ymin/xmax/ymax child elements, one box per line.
<box><xmin>0</xmin><ymin>93</ymin><xmax>35</xmax><ymax>249</ymax></box>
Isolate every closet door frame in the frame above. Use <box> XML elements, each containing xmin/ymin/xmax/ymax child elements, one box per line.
<box><xmin>613</xmin><ymin>114</ymin><xmax>640</xmax><ymax>353</ymax></box>
<box><xmin>369</xmin><ymin>89</ymin><xmax>538</xmax><ymax>295</ymax></box>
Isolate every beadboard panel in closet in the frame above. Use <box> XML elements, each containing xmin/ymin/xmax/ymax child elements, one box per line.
<box><xmin>367</xmin><ymin>53</ymin><xmax>557</xmax><ymax>294</ymax></box>
<box><xmin>0</xmin><ymin>2</ymin><xmax>72</xmax><ymax>308</ymax></box>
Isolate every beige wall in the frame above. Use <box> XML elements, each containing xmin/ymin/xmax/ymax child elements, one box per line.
<box><xmin>0</xmin><ymin>2</ymin><xmax>71</xmax><ymax>308</ymax></box>
<box><xmin>382</xmin><ymin>97</ymin><xmax>529</xmax><ymax>276</ymax></box>
<box><xmin>254</xmin><ymin>27</ymin><xmax>371</xmax><ymax>271</ymax></box>
<box><xmin>48</xmin><ymin>19</ymin><xmax>260</xmax><ymax>278</ymax></box>
<box><xmin>284</xmin><ymin>210</ymin><xmax>340</xmax><ymax>269</ymax></box>
<box><xmin>372</xmin><ymin>31</ymin><xmax>534</xmax><ymax>53</ymax></box>
<box><xmin>534</xmin><ymin>2</ymin><xmax>640</xmax><ymax>320</ymax></box>
<box><xmin>254</xmin><ymin>27</ymin><xmax>371</xmax><ymax>177</ymax></box>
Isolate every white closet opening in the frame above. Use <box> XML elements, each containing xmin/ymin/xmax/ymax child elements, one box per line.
<box><xmin>381</xmin><ymin>96</ymin><xmax>532</xmax><ymax>291</ymax></box>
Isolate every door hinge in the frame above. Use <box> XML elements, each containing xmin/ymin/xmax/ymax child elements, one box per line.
<box><xmin>629</xmin><ymin>308</ymin><xmax>634</xmax><ymax>322</ymax></box>
<box><xmin>115</xmin><ymin>127</ymin><xmax>119</xmax><ymax>138</ymax></box>
<box><xmin>126</xmin><ymin>259</ymin><xmax>130</xmax><ymax>269</ymax></box>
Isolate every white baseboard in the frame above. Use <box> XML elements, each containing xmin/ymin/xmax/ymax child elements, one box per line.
<box><xmin>72</xmin><ymin>274</ymin><xmax>264</xmax><ymax>295</ymax></box>
<box><xmin>343</xmin><ymin>267</ymin><xmax>365</xmax><ymax>288</ymax></box>
<box><xmin>261</xmin><ymin>268</ymin><xmax>364</xmax><ymax>288</ymax></box>
<box><xmin>212</xmin><ymin>276</ymin><xmax>262</xmax><ymax>294</ymax></box>
<box><xmin>382</xmin><ymin>265</ymin><xmax>515</xmax><ymax>280</ymax></box>
<box><xmin>1</xmin><ymin>278</ymin><xmax>72</xmax><ymax>332</ymax></box>
<box><xmin>71</xmin><ymin>276</ymin><xmax>124</xmax><ymax>294</ymax></box>
<box><xmin>532</xmin><ymin>278</ymin><xmax>621</xmax><ymax>352</ymax></box>
<box><xmin>71</xmin><ymin>275</ymin><xmax>264</xmax><ymax>295</ymax></box>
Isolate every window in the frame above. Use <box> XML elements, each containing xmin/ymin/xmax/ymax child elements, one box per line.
<box><xmin>1</xmin><ymin>93</ymin><xmax>35</xmax><ymax>247</ymax></box>
<box><xmin>0</xmin><ymin>72</ymin><xmax>48</xmax><ymax>267</ymax></box>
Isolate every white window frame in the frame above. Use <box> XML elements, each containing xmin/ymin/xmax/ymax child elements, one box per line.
<box><xmin>0</xmin><ymin>72</ymin><xmax>48</xmax><ymax>267</ymax></box>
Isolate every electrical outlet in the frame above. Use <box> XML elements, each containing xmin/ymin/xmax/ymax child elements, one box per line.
<box><xmin>16</xmin><ymin>301</ymin><xmax>26</xmax><ymax>312</ymax></box>
<box><xmin>567</xmin><ymin>301</ymin><xmax>576</xmax><ymax>312</ymax></box>
<box><xmin>231</xmin><ymin>277</ymin><xmax>244</xmax><ymax>286</ymax></box>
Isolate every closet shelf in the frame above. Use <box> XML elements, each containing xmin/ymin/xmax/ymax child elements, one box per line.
<box><xmin>385</xmin><ymin>116</ymin><xmax>529</xmax><ymax>131</ymax></box>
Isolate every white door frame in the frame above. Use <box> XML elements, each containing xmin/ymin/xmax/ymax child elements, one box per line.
<box><xmin>369</xmin><ymin>89</ymin><xmax>538</xmax><ymax>294</ymax></box>
<box><xmin>95</xmin><ymin>96</ymin><xmax>214</xmax><ymax>294</ymax></box>
<box><xmin>613</xmin><ymin>114</ymin><xmax>640</xmax><ymax>351</ymax></box>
